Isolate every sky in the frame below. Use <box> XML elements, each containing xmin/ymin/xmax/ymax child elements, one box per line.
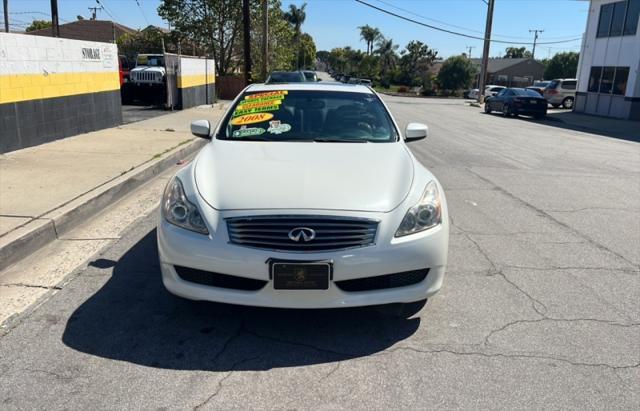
<box><xmin>3</xmin><ymin>0</ymin><xmax>589</xmax><ymax>58</ymax></box>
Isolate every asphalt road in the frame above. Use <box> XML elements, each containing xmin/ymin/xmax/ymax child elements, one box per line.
<box><xmin>1</xmin><ymin>95</ymin><xmax>639</xmax><ymax>409</ymax></box>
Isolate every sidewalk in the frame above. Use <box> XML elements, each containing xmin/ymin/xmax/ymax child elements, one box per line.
<box><xmin>0</xmin><ymin>103</ymin><xmax>228</xmax><ymax>270</ymax></box>
<box><xmin>545</xmin><ymin>110</ymin><xmax>640</xmax><ymax>142</ymax></box>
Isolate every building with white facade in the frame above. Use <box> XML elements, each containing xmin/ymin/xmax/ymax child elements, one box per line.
<box><xmin>575</xmin><ymin>0</ymin><xmax>640</xmax><ymax>119</ymax></box>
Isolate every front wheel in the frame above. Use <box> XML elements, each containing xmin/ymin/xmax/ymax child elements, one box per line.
<box><xmin>484</xmin><ymin>103</ymin><xmax>491</xmax><ymax>114</ymax></box>
<box><xmin>502</xmin><ymin>104</ymin><xmax>511</xmax><ymax>117</ymax></box>
<box><xmin>562</xmin><ymin>97</ymin><xmax>574</xmax><ymax>109</ymax></box>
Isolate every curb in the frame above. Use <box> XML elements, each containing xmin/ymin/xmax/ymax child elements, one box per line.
<box><xmin>0</xmin><ymin>139</ymin><xmax>206</xmax><ymax>272</ymax></box>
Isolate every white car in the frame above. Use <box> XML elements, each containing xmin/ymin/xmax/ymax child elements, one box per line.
<box><xmin>158</xmin><ymin>83</ymin><xmax>449</xmax><ymax>317</ymax></box>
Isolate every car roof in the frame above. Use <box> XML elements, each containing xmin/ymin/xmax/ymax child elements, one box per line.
<box><xmin>246</xmin><ymin>83</ymin><xmax>374</xmax><ymax>94</ymax></box>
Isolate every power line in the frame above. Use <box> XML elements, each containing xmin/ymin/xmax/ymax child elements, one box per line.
<box><xmin>372</xmin><ymin>0</ymin><xmax>580</xmax><ymax>42</ymax></box>
<box><xmin>95</xmin><ymin>0</ymin><xmax>116</xmax><ymax>20</ymax></box>
<box><xmin>133</xmin><ymin>0</ymin><xmax>150</xmax><ymax>26</ymax></box>
<box><xmin>356</xmin><ymin>0</ymin><xmax>583</xmax><ymax>45</ymax></box>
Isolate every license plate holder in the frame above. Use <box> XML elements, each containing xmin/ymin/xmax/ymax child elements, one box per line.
<box><xmin>272</xmin><ymin>262</ymin><xmax>331</xmax><ymax>290</ymax></box>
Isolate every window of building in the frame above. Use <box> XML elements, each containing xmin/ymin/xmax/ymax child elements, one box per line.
<box><xmin>588</xmin><ymin>67</ymin><xmax>602</xmax><ymax>92</ymax></box>
<box><xmin>597</xmin><ymin>3</ymin><xmax>614</xmax><ymax>37</ymax></box>
<box><xmin>610</xmin><ymin>1</ymin><xmax>627</xmax><ymax>36</ymax></box>
<box><xmin>599</xmin><ymin>67</ymin><xmax>615</xmax><ymax>93</ymax></box>
<box><xmin>597</xmin><ymin>0</ymin><xmax>639</xmax><ymax>37</ymax></box>
<box><xmin>612</xmin><ymin>67</ymin><xmax>630</xmax><ymax>95</ymax></box>
<box><xmin>624</xmin><ymin>0</ymin><xmax>640</xmax><ymax>35</ymax></box>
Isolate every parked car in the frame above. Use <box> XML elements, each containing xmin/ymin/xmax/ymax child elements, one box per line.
<box><xmin>467</xmin><ymin>88</ymin><xmax>480</xmax><ymax>99</ymax></box>
<box><xmin>484</xmin><ymin>87</ymin><xmax>547</xmax><ymax>119</ymax></box>
<box><xmin>544</xmin><ymin>78</ymin><xmax>577</xmax><ymax>109</ymax></box>
<box><xmin>129</xmin><ymin>54</ymin><xmax>166</xmax><ymax>105</ymax></box>
<box><xmin>484</xmin><ymin>85</ymin><xmax>505</xmax><ymax>97</ymax></box>
<box><xmin>266</xmin><ymin>71</ymin><xmax>306</xmax><ymax>84</ymax></box>
<box><xmin>358</xmin><ymin>78</ymin><xmax>372</xmax><ymax>86</ymax></box>
<box><xmin>118</xmin><ymin>55</ymin><xmax>131</xmax><ymax>86</ymax></box>
<box><xmin>158</xmin><ymin>83</ymin><xmax>449</xmax><ymax>317</ymax></box>
<box><xmin>302</xmin><ymin>70</ymin><xmax>319</xmax><ymax>82</ymax></box>
<box><xmin>526</xmin><ymin>80</ymin><xmax>551</xmax><ymax>96</ymax></box>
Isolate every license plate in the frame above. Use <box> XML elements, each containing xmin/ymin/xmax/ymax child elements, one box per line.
<box><xmin>272</xmin><ymin>263</ymin><xmax>330</xmax><ymax>290</ymax></box>
<box><xmin>530</xmin><ymin>99</ymin><xmax>537</xmax><ymax>104</ymax></box>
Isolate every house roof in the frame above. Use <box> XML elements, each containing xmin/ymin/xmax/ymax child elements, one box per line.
<box><xmin>27</xmin><ymin>19</ymin><xmax>136</xmax><ymax>43</ymax></box>
<box><xmin>470</xmin><ymin>58</ymin><xmax>541</xmax><ymax>73</ymax></box>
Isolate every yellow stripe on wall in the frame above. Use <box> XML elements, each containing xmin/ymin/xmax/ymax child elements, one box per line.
<box><xmin>177</xmin><ymin>74</ymin><xmax>216</xmax><ymax>89</ymax></box>
<box><xmin>0</xmin><ymin>72</ymin><xmax>120</xmax><ymax>104</ymax></box>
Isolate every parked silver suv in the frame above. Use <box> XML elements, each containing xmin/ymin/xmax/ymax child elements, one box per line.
<box><xmin>544</xmin><ymin>79</ymin><xmax>577</xmax><ymax>109</ymax></box>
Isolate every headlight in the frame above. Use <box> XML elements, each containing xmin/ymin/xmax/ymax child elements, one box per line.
<box><xmin>162</xmin><ymin>177</ymin><xmax>209</xmax><ymax>235</ymax></box>
<box><xmin>395</xmin><ymin>180</ymin><xmax>442</xmax><ymax>237</ymax></box>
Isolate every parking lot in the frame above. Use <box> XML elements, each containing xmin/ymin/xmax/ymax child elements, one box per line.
<box><xmin>0</xmin><ymin>95</ymin><xmax>638</xmax><ymax>409</ymax></box>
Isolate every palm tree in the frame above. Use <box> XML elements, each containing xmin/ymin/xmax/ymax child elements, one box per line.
<box><xmin>374</xmin><ymin>36</ymin><xmax>399</xmax><ymax>84</ymax></box>
<box><xmin>284</xmin><ymin>2</ymin><xmax>307</xmax><ymax>69</ymax></box>
<box><xmin>358</xmin><ymin>25</ymin><xmax>381</xmax><ymax>55</ymax></box>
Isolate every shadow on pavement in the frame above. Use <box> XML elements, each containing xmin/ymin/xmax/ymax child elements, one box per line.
<box><xmin>62</xmin><ymin>229</ymin><xmax>420</xmax><ymax>371</ymax></box>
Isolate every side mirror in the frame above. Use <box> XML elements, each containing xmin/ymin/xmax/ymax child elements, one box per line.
<box><xmin>404</xmin><ymin>123</ymin><xmax>428</xmax><ymax>142</ymax></box>
<box><xmin>190</xmin><ymin>120</ymin><xmax>211</xmax><ymax>139</ymax></box>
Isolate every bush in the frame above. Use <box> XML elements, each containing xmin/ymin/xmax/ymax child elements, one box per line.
<box><xmin>397</xmin><ymin>86</ymin><xmax>408</xmax><ymax>93</ymax></box>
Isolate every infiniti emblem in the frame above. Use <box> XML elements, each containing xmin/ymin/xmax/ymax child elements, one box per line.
<box><xmin>288</xmin><ymin>227</ymin><xmax>316</xmax><ymax>242</ymax></box>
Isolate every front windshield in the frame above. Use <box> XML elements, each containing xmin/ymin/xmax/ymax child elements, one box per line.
<box><xmin>137</xmin><ymin>55</ymin><xmax>164</xmax><ymax>67</ymax></box>
<box><xmin>218</xmin><ymin>90</ymin><xmax>398</xmax><ymax>142</ymax></box>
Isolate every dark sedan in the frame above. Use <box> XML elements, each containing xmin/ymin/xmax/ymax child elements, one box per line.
<box><xmin>484</xmin><ymin>88</ymin><xmax>547</xmax><ymax>119</ymax></box>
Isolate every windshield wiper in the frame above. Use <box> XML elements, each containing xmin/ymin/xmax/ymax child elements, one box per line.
<box><xmin>313</xmin><ymin>138</ymin><xmax>368</xmax><ymax>143</ymax></box>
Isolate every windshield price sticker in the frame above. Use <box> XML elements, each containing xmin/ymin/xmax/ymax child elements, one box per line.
<box><xmin>230</xmin><ymin>112</ymin><xmax>274</xmax><ymax>126</ymax></box>
<box><xmin>232</xmin><ymin>127</ymin><xmax>266</xmax><ymax>138</ymax></box>
<box><xmin>245</xmin><ymin>90</ymin><xmax>287</xmax><ymax>101</ymax></box>
<box><xmin>236</xmin><ymin>99</ymin><xmax>283</xmax><ymax>111</ymax></box>
<box><xmin>233</xmin><ymin>106</ymin><xmax>280</xmax><ymax>117</ymax></box>
<box><xmin>267</xmin><ymin>120</ymin><xmax>292</xmax><ymax>134</ymax></box>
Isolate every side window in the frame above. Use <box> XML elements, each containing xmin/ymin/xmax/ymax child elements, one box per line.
<box><xmin>496</xmin><ymin>89</ymin><xmax>507</xmax><ymax>97</ymax></box>
<box><xmin>610</xmin><ymin>1</ymin><xmax>627</xmax><ymax>36</ymax></box>
<box><xmin>625</xmin><ymin>0</ymin><xmax>640</xmax><ymax>35</ymax></box>
<box><xmin>562</xmin><ymin>81</ymin><xmax>577</xmax><ymax>90</ymax></box>
<box><xmin>588</xmin><ymin>67</ymin><xmax>602</xmax><ymax>92</ymax></box>
<box><xmin>597</xmin><ymin>3</ymin><xmax>614</xmax><ymax>37</ymax></box>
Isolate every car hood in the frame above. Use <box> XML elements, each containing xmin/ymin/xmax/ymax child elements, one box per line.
<box><xmin>131</xmin><ymin>66</ymin><xmax>165</xmax><ymax>73</ymax></box>
<box><xmin>194</xmin><ymin>141</ymin><xmax>414</xmax><ymax>212</ymax></box>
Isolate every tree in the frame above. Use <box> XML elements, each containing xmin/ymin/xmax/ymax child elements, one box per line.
<box><xmin>283</xmin><ymin>2</ymin><xmax>307</xmax><ymax>69</ymax></box>
<box><xmin>117</xmin><ymin>27</ymin><xmax>181</xmax><ymax>60</ymax></box>
<box><xmin>374</xmin><ymin>36</ymin><xmax>399</xmax><ymax>87</ymax></box>
<box><xmin>358</xmin><ymin>25</ymin><xmax>380</xmax><ymax>55</ymax></box>
<box><xmin>437</xmin><ymin>55</ymin><xmax>477</xmax><ymax>91</ymax></box>
<box><xmin>544</xmin><ymin>52</ymin><xmax>579</xmax><ymax>79</ymax></box>
<box><xmin>158</xmin><ymin>0</ymin><xmax>243</xmax><ymax>76</ymax></box>
<box><xmin>26</xmin><ymin>20</ymin><xmax>52</xmax><ymax>32</ymax></box>
<box><xmin>504</xmin><ymin>47</ymin><xmax>532</xmax><ymax>58</ymax></box>
<box><xmin>296</xmin><ymin>32</ymin><xmax>316</xmax><ymax>69</ymax></box>
<box><xmin>397</xmin><ymin>40</ymin><xmax>437</xmax><ymax>86</ymax></box>
<box><xmin>250</xmin><ymin>0</ymin><xmax>297</xmax><ymax>80</ymax></box>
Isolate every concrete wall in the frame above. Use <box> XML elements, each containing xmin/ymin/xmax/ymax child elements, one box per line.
<box><xmin>0</xmin><ymin>33</ymin><xmax>122</xmax><ymax>153</ymax></box>
<box><xmin>575</xmin><ymin>0</ymin><xmax>640</xmax><ymax>119</ymax></box>
<box><xmin>177</xmin><ymin>56</ymin><xmax>216</xmax><ymax>109</ymax></box>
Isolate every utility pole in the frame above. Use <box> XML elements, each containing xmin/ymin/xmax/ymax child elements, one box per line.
<box><xmin>466</xmin><ymin>46</ymin><xmax>475</xmax><ymax>59</ymax></box>
<box><xmin>478</xmin><ymin>0</ymin><xmax>494</xmax><ymax>103</ymax></box>
<box><xmin>3</xmin><ymin>0</ymin><xmax>9</xmax><ymax>33</ymax></box>
<box><xmin>51</xmin><ymin>0</ymin><xmax>60</xmax><ymax>37</ymax></box>
<box><xmin>88</xmin><ymin>6</ymin><xmax>103</xmax><ymax>20</ymax></box>
<box><xmin>529</xmin><ymin>29</ymin><xmax>544</xmax><ymax>59</ymax></box>
<box><xmin>242</xmin><ymin>0</ymin><xmax>252</xmax><ymax>85</ymax></box>
<box><xmin>262</xmin><ymin>0</ymin><xmax>268</xmax><ymax>81</ymax></box>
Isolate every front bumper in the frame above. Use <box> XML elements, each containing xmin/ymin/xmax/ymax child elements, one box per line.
<box><xmin>157</xmin><ymin>210</ymin><xmax>448</xmax><ymax>309</ymax></box>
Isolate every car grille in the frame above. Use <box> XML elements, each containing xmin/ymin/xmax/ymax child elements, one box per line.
<box><xmin>335</xmin><ymin>269</ymin><xmax>428</xmax><ymax>292</ymax></box>
<box><xmin>133</xmin><ymin>71</ymin><xmax>158</xmax><ymax>82</ymax></box>
<box><xmin>174</xmin><ymin>266</ymin><xmax>267</xmax><ymax>291</ymax></box>
<box><xmin>226</xmin><ymin>215</ymin><xmax>378</xmax><ymax>252</ymax></box>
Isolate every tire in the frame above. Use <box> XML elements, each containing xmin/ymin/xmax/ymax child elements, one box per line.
<box><xmin>484</xmin><ymin>103</ymin><xmax>491</xmax><ymax>114</ymax></box>
<box><xmin>562</xmin><ymin>96</ymin><xmax>574</xmax><ymax>109</ymax></box>
<box><xmin>502</xmin><ymin>104</ymin><xmax>511</xmax><ymax>117</ymax></box>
